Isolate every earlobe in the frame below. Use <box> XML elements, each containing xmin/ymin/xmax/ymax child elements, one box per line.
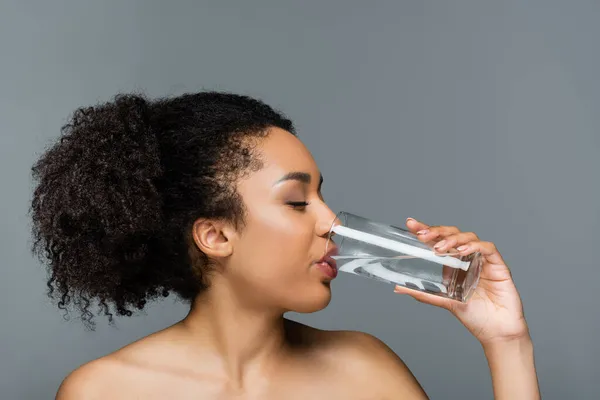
<box><xmin>191</xmin><ymin>219</ymin><xmax>233</xmax><ymax>258</ymax></box>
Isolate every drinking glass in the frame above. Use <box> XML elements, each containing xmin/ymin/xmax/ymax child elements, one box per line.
<box><xmin>325</xmin><ymin>212</ymin><xmax>483</xmax><ymax>302</ymax></box>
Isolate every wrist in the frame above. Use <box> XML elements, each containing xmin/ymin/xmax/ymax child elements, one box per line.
<box><xmin>481</xmin><ymin>334</ymin><xmax>540</xmax><ymax>399</ymax></box>
<box><xmin>482</xmin><ymin>334</ymin><xmax>534</xmax><ymax>359</ymax></box>
<box><xmin>479</xmin><ymin>319</ymin><xmax>531</xmax><ymax>350</ymax></box>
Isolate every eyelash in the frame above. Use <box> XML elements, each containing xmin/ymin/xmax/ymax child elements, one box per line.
<box><xmin>287</xmin><ymin>201</ymin><xmax>310</xmax><ymax>210</ymax></box>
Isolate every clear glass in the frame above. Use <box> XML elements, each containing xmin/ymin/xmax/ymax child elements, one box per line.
<box><xmin>326</xmin><ymin>212</ymin><xmax>483</xmax><ymax>302</ymax></box>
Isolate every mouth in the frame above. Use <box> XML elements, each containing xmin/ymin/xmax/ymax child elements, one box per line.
<box><xmin>314</xmin><ymin>246</ymin><xmax>339</xmax><ymax>279</ymax></box>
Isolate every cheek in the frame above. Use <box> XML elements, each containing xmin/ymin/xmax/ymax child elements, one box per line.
<box><xmin>235</xmin><ymin>210</ymin><xmax>314</xmax><ymax>283</ymax></box>
<box><xmin>228</xmin><ymin>210</ymin><xmax>332</xmax><ymax>313</ymax></box>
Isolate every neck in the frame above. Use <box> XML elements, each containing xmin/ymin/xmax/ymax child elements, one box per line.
<box><xmin>179</xmin><ymin>281</ymin><xmax>289</xmax><ymax>388</ymax></box>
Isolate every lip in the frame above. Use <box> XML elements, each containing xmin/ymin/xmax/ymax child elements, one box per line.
<box><xmin>315</xmin><ymin>245</ymin><xmax>339</xmax><ymax>273</ymax></box>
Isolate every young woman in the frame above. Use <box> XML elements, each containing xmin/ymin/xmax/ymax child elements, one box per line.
<box><xmin>31</xmin><ymin>92</ymin><xmax>540</xmax><ymax>399</ymax></box>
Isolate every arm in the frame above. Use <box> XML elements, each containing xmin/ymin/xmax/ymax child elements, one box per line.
<box><xmin>483</xmin><ymin>336</ymin><xmax>540</xmax><ymax>400</ymax></box>
<box><xmin>397</xmin><ymin>218</ymin><xmax>541</xmax><ymax>399</ymax></box>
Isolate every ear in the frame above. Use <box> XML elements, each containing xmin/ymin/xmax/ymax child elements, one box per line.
<box><xmin>191</xmin><ymin>218</ymin><xmax>235</xmax><ymax>259</ymax></box>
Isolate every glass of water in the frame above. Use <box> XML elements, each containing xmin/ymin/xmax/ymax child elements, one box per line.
<box><xmin>325</xmin><ymin>212</ymin><xmax>483</xmax><ymax>302</ymax></box>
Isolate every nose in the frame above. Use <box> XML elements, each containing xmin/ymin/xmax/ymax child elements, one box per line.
<box><xmin>316</xmin><ymin>204</ymin><xmax>340</xmax><ymax>239</ymax></box>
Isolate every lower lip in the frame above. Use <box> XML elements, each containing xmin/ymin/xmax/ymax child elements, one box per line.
<box><xmin>315</xmin><ymin>261</ymin><xmax>337</xmax><ymax>279</ymax></box>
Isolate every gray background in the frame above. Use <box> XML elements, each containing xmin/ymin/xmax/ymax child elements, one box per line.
<box><xmin>1</xmin><ymin>0</ymin><xmax>598</xmax><ymax>398</ymax></box>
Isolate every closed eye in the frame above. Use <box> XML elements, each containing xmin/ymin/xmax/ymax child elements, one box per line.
<box><xmin>287</xmin><ymin>201</ymin><xmax>309</xmax><ymax>210</ymax></box>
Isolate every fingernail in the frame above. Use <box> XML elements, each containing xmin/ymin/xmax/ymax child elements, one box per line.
<box><xmin>417</xmin><ymin>229</ymin><xmax>429</xmax><ymax>235</ymax></box>
<box><xmin>457</xmin><ymin>245</ymin><xmax>468</xmax><ymax>252</ymax></box>
<box><xmin>406</xmin><ymin>217</ymin><xmax>416</xmax><ymax>223</ymax></box>
<box><xmin>434</xmin><ymin>240</ymin><xmax>446</xmax><ymax>249</ymax></box>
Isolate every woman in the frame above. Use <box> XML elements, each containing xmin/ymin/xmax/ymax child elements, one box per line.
<box><xmin>31</xmin><ymin>92</ymin><xmax>540</xmax><ymax>399</ymax></box>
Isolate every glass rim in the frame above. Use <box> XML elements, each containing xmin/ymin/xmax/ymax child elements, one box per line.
<box><xmin>325</xmin><ymin>211</ymin><xmax>348</xmax><ymax>255</ymax></box>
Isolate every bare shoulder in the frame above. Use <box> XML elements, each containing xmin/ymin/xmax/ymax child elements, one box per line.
<box><xmin>55</xmin><ymin>356</ymin><xmax>122</xmax><ymax>400</ymax></box>
<box><xmin>55</xmin><ymin>328</ymin><xmax>171</xmax><ymax>399</ymax></box>
<box><xmin>288</xmin><ymin>321</ymin><xmax>429</xmax><ymax>399</ymax></box>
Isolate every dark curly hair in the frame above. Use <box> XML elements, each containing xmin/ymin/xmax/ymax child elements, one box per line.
<box><xmin>30</xmin><ymin>91</ymin><xmax>295</xmax><ymax>327</ymax></box>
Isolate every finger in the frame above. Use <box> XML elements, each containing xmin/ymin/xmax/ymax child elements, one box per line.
<box><xmin>406</xmin><ymin>219</ymin><xmax>440</xmax><ymax>249</ymax></box>
<box><xmin>393</xmin><ymin>285</ymin><xmax>454</xmax><ymax>310</ymax></box>
<box><xmin>416</xmin><ymin>226</ymin><xmax>461</xmax><ymax>245</ymax></box>
<box><xmin>432</xmin><ymin>232</ymin><xmax>479</xmax><ymax>253</ymax></box>
<box><xmin>456</xmin><ymin>240</ymin><xmax>506</xmax><ymax>266</ymax></box>
<box><xmin>405</xmin><ymin>217</ymin><xmax>429</xmax><ymax>233</ymax></box>
<box><xmin>406</xmin><ymin>219</ymin><xmax>460</xmax><ymax>240</ymax></box>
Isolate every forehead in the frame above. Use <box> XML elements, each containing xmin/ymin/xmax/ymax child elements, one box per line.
<box><xmin>256</xmin><ymin>127</ymin><xmax>320</xmax><ymax>180</ymax></box>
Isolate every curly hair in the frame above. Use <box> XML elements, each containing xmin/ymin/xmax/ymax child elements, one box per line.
<box><xmin>30</xmin><ymin>92</ymin><xmax>295</xmax><ymax>327</ymax></box>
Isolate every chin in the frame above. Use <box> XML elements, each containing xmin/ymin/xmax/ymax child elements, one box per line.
<box><xmin>290</xmin><ymin>283</ymin><xmax>333</xmax><ymax>313</ymax></box>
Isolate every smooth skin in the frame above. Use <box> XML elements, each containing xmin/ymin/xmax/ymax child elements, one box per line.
<box><xmin>56</xmin><ymin>128</ymin><xmax>539</xmax><ymax>399</ymax></box>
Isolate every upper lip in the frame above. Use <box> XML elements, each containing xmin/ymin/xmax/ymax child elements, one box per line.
<box><xmin>316</xmin><ymin>245</ymin><xmax>339</xmax><ymax>269</ymax></box>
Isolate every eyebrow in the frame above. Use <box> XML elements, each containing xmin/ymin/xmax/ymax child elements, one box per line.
<box><xmin>275</xmin><ymin>172</ymin><xmax>324</xmax><ymax>190</ymax></box>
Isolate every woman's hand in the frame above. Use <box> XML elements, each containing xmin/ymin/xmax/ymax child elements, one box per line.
<box><xmin>394</xmin><ymin>218</ymin><xmax>530</xmax><ymax>346</ymax></box>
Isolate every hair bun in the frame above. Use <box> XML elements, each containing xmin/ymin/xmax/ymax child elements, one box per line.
<box><xmin>31</xmin><ymin>93</ymin><xmax>165</xmax><ymax>324</ymax></box>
